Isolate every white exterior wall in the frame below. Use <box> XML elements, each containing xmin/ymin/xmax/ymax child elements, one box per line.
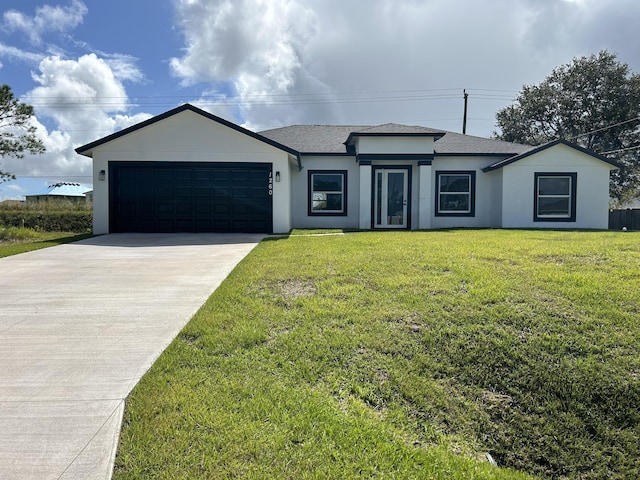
<box><xmin>359</xmin><ymin>165</ymin><xmax>372</xmax><ymax>229</ymax></box>
<box><xmin>418</xmin><ymin>164</ymin><xmax>432</xmax><ymax>229</ymax></box>
<box><xmin>290</xmin><ymin>155</ymin><xmax>360</xmax><ymax>229</ymax></box>
<box><xmin>429</xmin><ymin>156</ymin><xmax>504</xmax><ymax>229</ymax></box>
<box><xmin>91</xmin><ymin>110</ymin><xmax>293</xmax><ymax>234</ymax></box>
<box><xmin>487</xmin><ymin>169</ymin><xmax>503</xmax><ymax>228</ymax></box>
<box><xmin>356</xmin><ymin>137</ymin><xmax>435</xmax><ymax>154</ymax></box>
<box><xmin>501</xmin><ymin>144</ymin><xmax>614</xmax><ymax>229</ymax></box>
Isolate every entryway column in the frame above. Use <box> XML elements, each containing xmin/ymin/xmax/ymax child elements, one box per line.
<box><xmin>359</xmin><ymin>162</ymin><xmax>372</xmax><ymax>229</ymax></box>
<box><xmin>418</xmin><ymin>161</ymin><xmax>432</xmax><ymax>229</ymax></box>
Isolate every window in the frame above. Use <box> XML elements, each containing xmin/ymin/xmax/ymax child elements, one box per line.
<box><xmin>534</xmin><ymin>173</ymin><xmax>577</xmax><ymax>222</ymax></box>
<box><xmin>435</xmin><ymin>171</ymin><xmax>475</xmax><ymax>216</ymax></box>
<box><xmin>308</xmin><ymin>170</ymin><xmax>347</xmax><ymax>215</ymax></box>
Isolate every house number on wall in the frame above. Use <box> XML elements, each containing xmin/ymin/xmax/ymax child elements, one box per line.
<box><xmin>268</xmin><ymin>171</ymin><xmax>273</xmax><ymax>196</ymax></box>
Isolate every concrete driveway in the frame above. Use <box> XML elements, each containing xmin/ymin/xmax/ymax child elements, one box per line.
<box><xmin>0</xmin><ymin>233</ymin><xmax>264</xmax><ymax>479</ymax></box>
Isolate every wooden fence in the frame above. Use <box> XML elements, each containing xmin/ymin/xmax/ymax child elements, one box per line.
<box><xmin>609</xmin><ymin>209</ymin><xmax>640</xmax><ymax>230</ymax></box>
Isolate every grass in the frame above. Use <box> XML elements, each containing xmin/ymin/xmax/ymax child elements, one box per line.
<box><xmin>114</xmin><ymin>230</ymin><xmax>640</xmax><ymax>479</ymax></box>
<box><xmin>0</xmin><ymin>227</ymin><xmax>91</xmax><ymax>257</ymax></box>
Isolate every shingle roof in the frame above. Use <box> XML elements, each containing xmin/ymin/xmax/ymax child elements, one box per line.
<box><xmin>354</xmin><ymin>123</ymin><xmax>445</xmax><ymax>135</ymax></box>
<box><xmin>259</xmin><ymin>125</ymin><xmax>368</xmax><ymax>153</ymax></box>
<box><xmin>259</xmin><ymin>124</ymin><xmax>533</xmax><ymax>156</ymax></box>
<box><xmin>434</xmin><ymin>131</ymin><xmax>533</xmax><ymax>155</ymax></box>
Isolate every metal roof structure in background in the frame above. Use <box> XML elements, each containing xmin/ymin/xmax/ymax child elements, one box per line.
<box><xmin>26</xmin><ymin>182</ymin><xmax>92</xmax><ymax>198</ymax></box>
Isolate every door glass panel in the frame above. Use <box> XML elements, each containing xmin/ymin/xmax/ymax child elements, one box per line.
<box><xmin>374</xmin><ymin>169</ymin><xmax>407</xmax><ymax>228</ymax></box>
<box><xmin>387</xmin><ymin>172</ymin><xmax>404</xmax><ymax>225</ymax></box>
<box><xmin>376</xmin><ymin>172</ymin><xmax>383</xmax><ymax>225</ymax></box>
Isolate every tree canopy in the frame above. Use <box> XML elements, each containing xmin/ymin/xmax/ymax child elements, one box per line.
<box><xmin>0</xmin><ymin>84</ymin><xmax>46</xmax><ymax>184</ymax></box>
<box><xmin>494</xmin><ymin>51</ymin><xmax>640</xmax><ymax>204</ymax></box>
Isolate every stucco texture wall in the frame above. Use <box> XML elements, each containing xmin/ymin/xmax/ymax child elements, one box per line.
<box><xmin>90</xmin><ymin>110</ymin><xmax>293</xmax><ymax>234</ymax></box>
<box><xmin>500</xmin><ymin>143</ymin><xmax>614</xmax><ymax>229</ymax></box>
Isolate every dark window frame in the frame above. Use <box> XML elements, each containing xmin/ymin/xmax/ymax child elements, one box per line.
<box><xmin>435</xmin><ymin>170</ymin><xmax>476</xmax><ymax>217</ymax></box>
<box><xmin>308</xmin><ymin>170</ymin><xmax>348</xmax><ymax>216</ymax></box>
<box><xmin>534</xmin><ymin>172</ymin><xmax>577</xmax><ymax>222</ymax></box>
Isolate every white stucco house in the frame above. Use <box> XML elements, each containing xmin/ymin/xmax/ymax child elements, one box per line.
<box><xmin>76</xmin><ymin>104</ymin><xmax>618</xmax><ymax>235</ymax></box>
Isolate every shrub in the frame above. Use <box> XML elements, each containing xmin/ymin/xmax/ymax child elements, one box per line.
<box><xmin>0</xmin><ymin>202</ymin><xmax>92</xmax><ymax>232</ymax></box>
<box><xmin>0</xmin><ymin>226</ymin><xmax>40</xmax><ymax>241</ymax></box>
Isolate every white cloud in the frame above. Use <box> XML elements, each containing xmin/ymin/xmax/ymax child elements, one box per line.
<box><xmin>0</xmin><ymin>42</ymin><xmax>44</xmax><ymax>64</ymax></box>
<box><xmin>170</xmin><ymin>0</ymin><xmax>336</xmax><ymax>128</ymax></box>
<box><xmin>98</xmin><ymin>52</ymin><xmax>147</xmax><ymax>84</ymax></box>
<box><xmin>169</xmin><ymin>0</ymin><xmax>640</xmax><ymax>134</ymax></box>
<box><xmin>2</xmin><ymin>0</ymin><xmax>88</xmax><ymax>45</ymax></box>
<box><xmin>2</xmin><ymin>53</ymin><xmax>151</xmax><ymax>179</ymax></box>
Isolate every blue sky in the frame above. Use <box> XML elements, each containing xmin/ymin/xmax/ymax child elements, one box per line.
<box><xmin>1</xmin><ymin>0</ymin><xmax>639</xmax><ymax>200</ymax></box>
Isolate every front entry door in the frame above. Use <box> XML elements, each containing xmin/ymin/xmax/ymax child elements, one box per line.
<box><xmin>374</xmin><ymin>168</ymin><xmax>409</xmax><ymax>228</ymax></box>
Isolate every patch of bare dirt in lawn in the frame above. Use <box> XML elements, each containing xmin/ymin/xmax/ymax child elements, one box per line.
<box><xmin>277</xmin><ymin>279</ymin><xmax>316</xmax><ymax>299</ymax></box>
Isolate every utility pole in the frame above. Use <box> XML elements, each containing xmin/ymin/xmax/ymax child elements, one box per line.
<box><xmin>462</xmin><ymin>89</ymin><xmax>468</xmax><ymax>135</ymax></box>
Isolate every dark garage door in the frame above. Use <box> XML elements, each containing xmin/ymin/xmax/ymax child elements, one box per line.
<box><xmin>109</xmin><ymin>162</ymin><xmax>273</xmax><ymax>233</ymax></box>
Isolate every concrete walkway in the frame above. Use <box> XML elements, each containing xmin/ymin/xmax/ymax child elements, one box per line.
<box><xmin>0</xmin><ymin>233</ymin><xmax>264</xmax><ymax>479</ymax></box>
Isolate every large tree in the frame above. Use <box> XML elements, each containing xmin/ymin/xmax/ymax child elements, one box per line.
<box><xmin>494</xmin><ymin>51</ymin><xmax>640</xmax><ymax>205</ymax></box>
<box><xmin>0</xmin><ymin>84</ymin><xmax>46</xmax><ymax>184</ymax></box>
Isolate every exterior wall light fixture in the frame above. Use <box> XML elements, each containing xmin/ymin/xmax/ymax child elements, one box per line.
<box><xmin>275</xmin><ymin>171</ymin><xmax>281</xmax><ymax>182</ymax></box>
<box><xmin>98</xmin><ymin>170</ymin><xmax>106</xmax><ymax>181</ymax></box>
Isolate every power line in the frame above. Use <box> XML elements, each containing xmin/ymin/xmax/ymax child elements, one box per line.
<box><xmin>601</xmin><ymin>144</ymin><xmax>640</xmax><ymax>155</ymax></box>
<box><xmin>571</xmin><ymin>116</ymin><xmax>640</xmax><ymax>140</ymax></box>
<box><xmin>21</xmin><ymin>87</ymin><xmax>518</xmax><ymax>110</ymax></box>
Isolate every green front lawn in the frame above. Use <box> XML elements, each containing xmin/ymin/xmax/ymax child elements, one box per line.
<box><xmin>114</xmin><ymin>230</ymin><xmax>640</xmax><ymax>479</ymax></box>
<box><xmin>0</xmin><ymin>227</ymin><xmax>91</xmax><ymax>258</ymax></box>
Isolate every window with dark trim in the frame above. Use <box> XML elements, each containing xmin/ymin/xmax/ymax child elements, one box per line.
<box><xmin>534</xmin><ymin>172</ymin><xmax>577</xmax><ymax>222</ymax></box>
<box><xmin>435</xmin><ymin>171</ymin><xmax>476</xmax><ymax>216</ymax></box>
<box><xmin>308</xmin><ymin>170</ymin><xmax>347</xmax><ymax>216</ymax></box>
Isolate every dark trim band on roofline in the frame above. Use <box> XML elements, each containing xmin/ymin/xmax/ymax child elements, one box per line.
<box><xmin>357</xmin><ymin>154</ymin><xmax>434</xmax><ymax>162</ymax></box>
<box><xmin>345</xmin><ymin>131</ymin><xmax>445</xmax><ymax>145</ymax></box>
<box><xmin>75</xmin><ymin>103</ymin><xmax>300</xmax><ymax>158</ymax></box>
<box><xmin>435</xmin><ymin>152</ymin><xmax>517</xmax><ymax>158</ymax></box>
<box><xmin>299</xmin><ymin>152</ymin><xmax>354</xmax><ymax>157</ymax></box>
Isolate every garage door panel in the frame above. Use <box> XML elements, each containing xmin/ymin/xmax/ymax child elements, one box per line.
<box><xmin>175</xmin><ymin>186</ymin><xmax>191</xmax><ymax>197</ymax></box>
<box><xmin>214</xmin><ymin>219</ymin><xmax>231</xmax><ymax>230</ymax></box>
<box><xmin>176</xmin><ymin>219</ymin><xmax>195</xmax><ymax>230</ymax></box>
<box><xmin>175</xmin><ymin>169</ymin><xmax>193</xmax><ymax>181</ymax></box>
<box><xmin>214</xmin><ymin>204</ymin><xmax>231</xmax><ymax>214</ymax></box>
<box><xmin>157</xmin><ymin>203</ymin><xmax>174</xmax><ymax>214</ymax></box>
<box><xmin>110</xmin><ymin>162</ymin><xmax>272</xmax><ymax>233</ymax></box>
<box><xmin>195</xmin><ymin>204</ymin><xmax>212</xmax><ymax>214</ymax></box>
<box><xmin>195</xmin><ymin>186</ymin><xmax>211</xmax><ymax>197</ymax></box>
<box><xmin>176</xmin><ymin>204</ymin><xmax>193</xmax><ymax>214</ymax></box>
<box><xmin>191</xmin><ymin>169</ymin><xmax>204</xmax><ymax>180</ymax></box>
<box><xmin>214</xmin><ymin>187</ymin><xmax>230</xmax><ymax>198</ymax></box>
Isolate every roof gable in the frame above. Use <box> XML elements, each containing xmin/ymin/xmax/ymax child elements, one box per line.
<box><xmin>75</xmin><ymin>104</ymin><xmax>298</xmax><ymax>157</ymax></box>
<box><xmin>482</xmin><ymin>139</ymin><xmax>620</xmax><ymax>172</ymax></box>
